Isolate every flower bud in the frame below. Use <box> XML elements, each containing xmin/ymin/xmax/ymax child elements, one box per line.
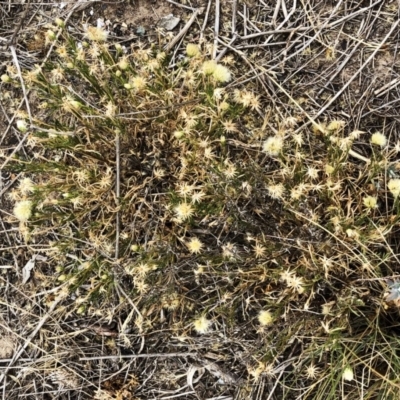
<box><xmin>55</xmin><ymin>18</ymin><xmax>65</xmax><ymax>27</ymax></box>
<box><xmin>16</xmin><ymin>120</ymin><xmax>28</xmax><ymax>132</ymax></box>
<box><xmin>1</xmin><ymin>74</ymin><xmax>11</xmax><ymax>83</ymax></box>
<box><xmin>46</xmin><ymin>30</ymin><xmax>56</xmax><ymax>41</ymax></box>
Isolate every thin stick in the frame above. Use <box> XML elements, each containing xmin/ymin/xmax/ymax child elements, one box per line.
<box><xmin>216</xmin><ymin>34</ymin><xmax>238</xmax><ymax>62</ymax></box>
<box><xmin>243</xmin><ymin>4</ymin><xmax>247</xmax><ymax>36</ymax></box>
<box><xmin>272</xmin><ymin>0</ymin><xmax>281</xmax><ymax>27</ymax></box>
<box><xmin>115</xmin><ymin>130</ymin><xmax>120</xmax><ymax>259</ymax></box>
<box><xmin>165</xmin><ymin>0</ymin><xmax>197</xmax><ymax>12</ymax></box>
<box><xmin>200</xmin><ymin>0</ymin><xmax>212</xmax><ymax>42</ymax></box>
<box><xmin>80</xmin><ymin>352</ymin><xmax>196</xmax><ymax>361</ymax></box>
<box><xmin>165</xmin><ymin>8</ymin><xmax>203</xmax><ymax>53</ymax></box>
<box><xmin>374</xmin><ymin>77</ymin><xmax>400</xmax><ymax>97</ymax></box>
<box><xmin>241</xmin><ymin>26</ymin><xmax>309</xmax><ymax>41</ymax></box>
<box><xmin>231</xmin><ymin>0</ymin><xmax>237</xmax><ymax>34</ymax></box>
<box><xmin>9</xmin><ymin>46</ymin><xmax>31</xmax><ymax>121</ymax></box>
<box><xmin>212</xmin><ymin>0</ymin><xmax>220</xmax><ymax>59</ymax></box>
<box><xmin>281</xmin><ymin>0</ymin><xmax>288</xmax><ymax>19</ymax></box>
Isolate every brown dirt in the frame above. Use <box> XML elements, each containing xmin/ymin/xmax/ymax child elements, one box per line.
<box><xmin>103</xmin><ymin>0</ymin><xmax>176</xmax><ymax>30</ymax></box>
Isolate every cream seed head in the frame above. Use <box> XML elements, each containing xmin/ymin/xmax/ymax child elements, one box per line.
<box><xmin>173</xmin><ymin>130</ymin><xmax>185</xmax><ymax>139</ymax></box>
<box><xmin>174</xmin><ymin>202</ymin><xmax>194</xmax><ymax>221</ymax></box>
<box><xmin>253</xmin><ymin>243</ymin><xmax>266</xmax><ymax>258</ymax></box>
<box><xmin>131</xmin><ymin>76</ymin><xmax>147</xmax><ymax>91</ymax></box>
<box><xmin>263</xmin><ymin>136</ymin><xmax>283</xmax><ymax>156</ymax></box>
<box><xmin>258</xmin><ymin>310</ymin><xmax>273</xmax><ymax>326</ymax></box>
<box><xmin>186</xmin><ymin>43</ymin><xmax>200</xmax><ymax>57</ymax></box>
<box><xmin>305</xmin><ymin>364</ymin><xmax>320</xmax><ymax>379</ymax></box>
<box><xmin>85</xmin><ymin>26</ymin><xmax>108</xmax><ymax>42</ymax></box>
<box><xmin>267</xmin><ymin>183</ymin><xmax>285</xmax><ymax>200</ymax></box>
<box><xmin>363</xmin><ymin>196</ymin><xmax>378</xmax><ymax>209</ymax></box>
<box><xmin>212</xmin><ymin>64</ymin><xmax>231</xmax><ymax>83</ymax></box>
<box><xmin>46</xmin><ymin>30</ymin><xmax>56</xmax><ymax>42</ymax></box>
<box><xmin>325</xmin><ymin>165</ymin><xmax>335</xmax><ymax>175</ymax></box>
<box><xmin>14</xmin><ymin>200</ymin><xmax>33</xmax><ymax>222</ymax></box>
<box><xmin>202</xmin><ymin>60</ymin><xmax>217</xmax><ymax>75</ymax></box>
<box><xmin>370</xmin><ymin>132</ymin><xmax>387</xmax><ymax>147</ymax></box>
<box><xmin>388</xmin><ymin>179</ymin><xmax>400</xmax><ymax>198</ymax></box>
<box><xmin>342</xmin><ymin>366</ymin><xmax>354</xmax><ymax>382</ymax></box>
<box><xmin>306</xmin><ymin>167</ymin><xmax>319</xmax><ymax>180</ymax></box>
<box><xmin>118</xmin><ymin>57</ymin><xmax>129</xmax><ymax>70</ymax></box>
<box><xmin>16</xmin><ymin>120</ymin><xmax>28</xmax><ymax>132</ymax></box>
<box><xmin>186</xmin><ymin>237</ymin><xmax>203</xmax><ymax>254</ymax></box>
<box><xmin>55</xmin><ymin>18</ymin><xmax>65</xmax><ymax>27</ymax></box>
<box><xmin>1</xmin><ymin>74</ymin><xmax>11</xmax><ymax>83</ymax></box>
<box><xmin>193</xmin><ymin>315</ymin><xmax>212</xmax><ymax>334</ymax></box>
<box><xmin>18</xmin><ymin>178</ymin><xmax>35</xmax><ymax>195</ymax></box>
<box><xmin>62</xmin><ymin>96</ymin><xmax>82</xmax><ymax>112</ymax></box>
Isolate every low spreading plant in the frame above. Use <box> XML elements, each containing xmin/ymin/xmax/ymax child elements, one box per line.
<box><xmin>3</xmin><ymin>18</ymin><xmax>400</xmax><ymax>399</ymax></box>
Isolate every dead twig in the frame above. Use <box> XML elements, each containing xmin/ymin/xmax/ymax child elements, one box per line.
<box><xmin>212</xmin><ymin>0</ymin><xmax>220</xmax><ymax>59</ymax></box>
<box><xmin>80</xmin><ymin>352</ymin><xmax>196</xmax><ymax>361</ymax></box>
<box><xmin>115</xmin><ymin>130</ymin><xmax>120</xmax><ymax>260</ymax></box>
<box><xmin>8</xmin><ymin>47</ymin><xmax>30</xmax><ymax>118</ymax></box>
<box><xmin>200</xmin><ymin>0</ymin><xmax>212</xmax><ymax>42</ymax></box>
<box><xmin>165</xmin><ymin>0</ymin><xmax>197</xmax><ymax>12</ymax></box>
<box><xmin>165</xmin><ymin>8</ymin><xmax>204</xmax><ymax>53</ymax></box>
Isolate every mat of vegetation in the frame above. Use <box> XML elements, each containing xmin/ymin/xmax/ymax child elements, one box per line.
<box><xmin>2</xmin><ymin>1</ymin><xmax>400</xmax><ymax>399</ymax></box>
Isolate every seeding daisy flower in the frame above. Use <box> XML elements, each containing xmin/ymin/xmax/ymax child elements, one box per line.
<box><xmin>45</xmin><ymin>30</ymin><xmax>56</xmax><ymax>42</ymax></box>
<box><xmin>193</xmin><ymin>315</ymin><xmax>212</xmax><ymax>334</ymax></box>
<box><xmin>62</xmin><ymin>96</ymin><xmax>82</xmax><ymax>112</ymax></box>
<box><xmin>55</xmin><ymin>18</ymin><xmax>65</xmax><ymax>27</ymax></box>
<box><xmin>1</xmin><ymin>74</ymin><xmax>11</xmax><ymax>83</ymax></box>
<box><xmin>186</xmin><ymin>237</ymin><xmax>203</xmax><ymax>254</ymax></box>
<box><xmin>304</xmin><ymin>364</ymin><xmax>320</xmax><ymax>379</ymax></box>
<box><xmin>131</xmin><ymin>76</ymin><xmax>147</xmax><ymax>91</ymax></box>
<box><xmin>222</xmin><ymin>120</ymin><xmax>237</xmax><ymax>133</ymax></box>
<box><xmin>388</xmin><ymin>179</ymin><xmax>400</xmax><ymax>198</ymax></box>
<box><xmin>118</xmin><ymin>57</ymin><xmax>129</xmax><ymax>70</ymax></box>
<box><xmin>202</xmin><ymin>60</ymin><xmax>217</xmax><ymax>75</ymax></box>
<box><xmin>286</xmin><ymin>275</ymin><xmax>305</xmax><ymax>294</ymax></box>
<box><xmin>258</xmin><ymin>310</ymin><xmax>273</xmax><ymax>326</ymax></box>
<box><xmin>327</xmin><ymin>120</ymin><xmax>345</xmax><ymax>131</ymax></box>
<box><xmin>213</xmin><ymin>64</ymin><xmax>231</xmax><ymax>83</ymax></box>
<box><xmin>306</xmin><ymin>167</ymin><xmax>319</xmax><ymax>180</ymax></box>
<box><xmin>267</xmin><ymin>183</ymin><xmax>285</xmax><ymax>200</ymax></box>
<box><xmin>342</xmin><ymin>366</ymin><xmax>354</xmax><ymax>382</ymax></box>
<box><xmin>18</xmin><ymin>178</ymin><xmax>35</xmax><ymax>195</ymax></box>
<box><xmin>14</xmin><ymin>200</ymin><xmax>32</xmax><ymax>222</ymax></box>
<box><xmin>263</xmin><ymin>136</ymin><xmax>283</xmax><ymax>156</ymax></box>
<box><xmin>253</xmin><ymin>243</ymin><xmax>266</xmax><ymax>258</ymax></box>
<box><xmin>325</xmin><ymin>164</ymin><xmax>335</xmax><ymax>175</ymax></box>
<box><xmin>186</xmin><ymin>43</ymin><xmax>200</xmax><ymax>57</ymax></box>
<box><xmin>56</xmin><ymin>44</ymin><xmax>69</xmax><ymax>58</ymax></box>
<box><xmin>363</xmin><ymin>196</ymin><xmax>378</xmax><ymax>209</ymax></box>
<box><xmin>85</xmin><ymin>26</ymin><xmax>108</xmax><ymax>42</ymax></box>
<box><xmin>292</xmin><ymin>133</ymin><xmax>303</xmax><ymax>146</ymax></box>
<box><xmin>191</xmin><ymin>190</ymin><xmax>206</xmax><ymax>204</ymax></box>
<box><xmin>370</xmin><ymin>132</ymin><xmax>387</xmax><ymax>147</ymax></box>
<box><xmin>174</xmin><ymin>202</ymin><xmax>194</xmax><ymax>221</ymax></box>
<box><xmin>16</xmin><ymin>120</ymin><xmax>28</xmax><ymax>132</ymax></box>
